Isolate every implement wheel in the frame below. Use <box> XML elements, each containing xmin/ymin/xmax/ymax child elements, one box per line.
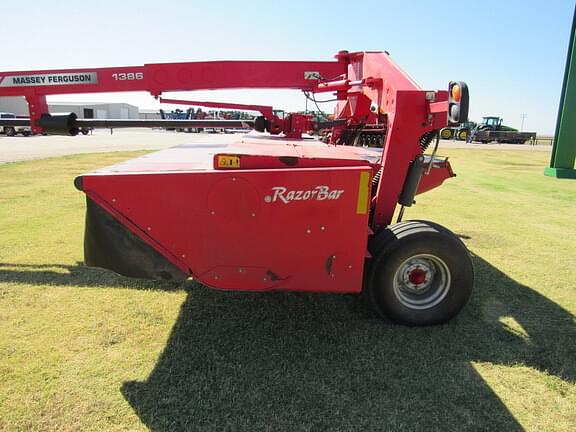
<box><xmin>440</xmin><ymin>128</ymin><xmax>452</xmax><ymax>139</ymax></box>
<box><xmin>458</xmin><ymin>130</ymin><xmax>468</xmax><ymax>140</ymax></box>
<box><xmin>366</xmin><ymin>221</ymin><xmax>473</xmax><ymax>325</ymax></box>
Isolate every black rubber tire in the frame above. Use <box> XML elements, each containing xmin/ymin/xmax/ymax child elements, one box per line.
<box><xmin>366</xmin><ymin>220</ymin><xmax>473</xmax><ymax>325</ymax></box>
<box><xmin>5</xmin><ymin>127</ymin><xmax>15</xmax><ymax>137</ymax></box>
<box><xmin>81</xmin><ymin>129</ymin><xmax>89</xmax><ymax>135</ymax></box>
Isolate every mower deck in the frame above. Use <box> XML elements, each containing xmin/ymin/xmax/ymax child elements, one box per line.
<box><xmin>77</xmin><ymin>134</ymin><xmax>378</xmax><ymax>293</ymax></box>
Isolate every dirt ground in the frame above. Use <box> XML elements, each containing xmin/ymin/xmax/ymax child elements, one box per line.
<box><xmin>0</xmin><ymin>129</ymin><xmax>552</xmax><ymax>164</ymax></box>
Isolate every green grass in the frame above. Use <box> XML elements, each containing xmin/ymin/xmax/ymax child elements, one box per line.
<box><xmin>0</xmin><ymin>149</ymin><xmax>575</xmax><ymax>431</ymax></box>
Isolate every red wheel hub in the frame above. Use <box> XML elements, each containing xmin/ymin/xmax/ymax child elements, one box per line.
<box><xmin>408</xmin><ymin>268</ymin><xmax>427</xmax><ymax>285</ymax></box>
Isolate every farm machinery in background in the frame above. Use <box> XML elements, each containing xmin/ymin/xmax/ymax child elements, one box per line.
<box><xmin>159</xmin><ymin>107</ymin><xmax>197</xmax><ymax>132</ymax></box>
<box><xmin>159</xmin><ymin>107</ymin><xmax>194</xmax><ymax>122</ymax></box>
<box><xmin>468</xmin><ymin>116</ymin><xmax>536</xmax><ymax>144</ymax></box>
<box><xmin>440</xmin><ymin>116</ymin><xmax>537</xmax><ymax>144</ymax></box>
<box><xmin>439</xmin><ymin>121</ymin><xmax>476</xmax><ymax>141</ymax></box>
<box><xmin>159</xmin><ymin>99</ymin><xmax>259</xmax><ymax>133</ymax></box>
<box><xmin>0</xmin><ymin>51</ymin><xmax>474</xmax><ymax>326</ymax></box>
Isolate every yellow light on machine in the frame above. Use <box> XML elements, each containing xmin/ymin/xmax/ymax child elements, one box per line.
<box><xmin>448</xmin><ymin>81</ymin><xmax>469</xmax><ymax>125</ymax></box>
<box><xmin>450</xmin><ymin>83</ymin><xmax>461</xmax><ymax>103</ymax></box>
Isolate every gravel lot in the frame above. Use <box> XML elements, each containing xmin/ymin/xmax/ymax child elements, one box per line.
<box><xmin>0</xmin><ymin>129</ymin><xmax>239</xmax><ymax>164</ymax></box>
<box><xmin>0</xmin><ymin>129</ymin><xmax>552</xmax><ymax>164</ymax></box>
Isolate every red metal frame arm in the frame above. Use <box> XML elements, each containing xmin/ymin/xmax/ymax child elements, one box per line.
<box><xmin>0</xmin><ymin>61</ymin><xmax>346</xmax><ymax>97</ymax></box>
<box><xmin>0</xmin><ymin>59</ymin><xmax>346</xmax><ymax>133</ymax></box>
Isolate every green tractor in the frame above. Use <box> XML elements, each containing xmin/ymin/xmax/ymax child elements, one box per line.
<box><xmin>475</xmin><ymin>116</ymin><xmax>518</xmax><ymax>133</ymax></box>
<box><xmin>469</xmin><ymin>117</ymin><xmax>536</xmax><ymax>144</ymax></box>
<box><xmin>440</xmin><ymin>121</ymin><xmax>476</xmax><ymax>141</ymax></box>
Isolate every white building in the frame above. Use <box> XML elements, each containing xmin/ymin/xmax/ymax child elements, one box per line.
<box><xmin>48</xmin><ymin>101</ymin><xmax>139</xmax><ymax>119</ymax></box>
<box><xmin>139</xmin><ymin>109</ymin><xmax>162</xmax><ymax>120</ymax></box>
<box><xmin>0</xmin><ymin>97</ymin><xmax>27</xmax><ymax>116</ymax></box>
<box><xmin>0</xmin><ymin>96</ymin><xmax>139</xmax><ymax>119</ymax></box>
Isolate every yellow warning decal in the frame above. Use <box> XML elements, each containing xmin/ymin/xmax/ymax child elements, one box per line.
<box><xmin>356</xmin><ymin>171</ymin><xmax>370</xmax><ymax>214</ymax></box>
<box><xmin>217</xmin><ymin>155</ymin><xmax>240</xmax><ymax>169</ymax></box>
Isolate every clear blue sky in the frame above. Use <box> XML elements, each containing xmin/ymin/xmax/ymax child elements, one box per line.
<box><xmin>1</xmin><ymin>0</ymin><xmax>573</xmax><ymax>133</ymax></box>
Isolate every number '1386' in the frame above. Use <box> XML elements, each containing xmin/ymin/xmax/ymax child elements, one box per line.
<box><xmin>112</xmin><ymin>72</ymin><xmax>144</xmax><ymax>81</ymax></box>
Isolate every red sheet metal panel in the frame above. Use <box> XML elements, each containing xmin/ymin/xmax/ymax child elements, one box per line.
<box><xmin>82</xmin><ymin>165</ymin><xmax>372</xmax><ymax>293</ymax></box>
<box><xmin>417</xmin><ymin>158</ymin><xmax>455</xmax><ymax>195</ymax></box>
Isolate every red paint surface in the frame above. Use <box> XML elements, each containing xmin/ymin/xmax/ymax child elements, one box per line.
<box><xmin>83</xmin><ymin>143</ymin><xmax>372</xmax><ymax>293</ymax></box>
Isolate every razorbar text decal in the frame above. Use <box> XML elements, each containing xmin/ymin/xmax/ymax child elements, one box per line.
<box><xmin>264</xmin><ymin>186</ymin><xmax>344</xmax><ymax>204</ymax></box>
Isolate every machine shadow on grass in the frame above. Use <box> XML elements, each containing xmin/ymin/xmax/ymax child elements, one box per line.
<box><xmin>0</xmin><ymin>262</ymin><xmax>180</xmax><ymax>291</ymax></box>
<box><xmin>116</xmin><ymin>254</ymin><xmax>575</xmax><ymax>432</ymax></box>
<box><xmin>1</xmin><ymin>258</ymin><xmax>574</xmax><ymax>430</ymax></box>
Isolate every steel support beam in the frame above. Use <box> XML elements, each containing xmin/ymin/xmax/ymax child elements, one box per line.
<box><xmin>546</xmin><ymin>5</ymin><xmax>576</xmax><ymax>179</ymax></box>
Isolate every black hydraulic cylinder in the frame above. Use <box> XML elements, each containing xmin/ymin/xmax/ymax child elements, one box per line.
<box><xmin>398</xmin><ymin>155</ymin><xmax>424</xmax><ymax>207</ymax></box>
<box><xmin>72</xmin><ymin>118</ymin><xmax>254</xmax><ymax>129</ymax></box>
<box><xmin>40</xmin><ymin>113</ymin><xmax>80</xmax><ymax>136</ymax></box>
<box><xmin>0</xmin><ymin>115</ymin><xmax>255</xmax><ymax>135</ymax></box>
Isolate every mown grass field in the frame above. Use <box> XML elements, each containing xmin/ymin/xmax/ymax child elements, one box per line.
<box><xmin>0</xmin><ymin>148</ymin><xmax>575</xmax><ymax>431</ymax></box>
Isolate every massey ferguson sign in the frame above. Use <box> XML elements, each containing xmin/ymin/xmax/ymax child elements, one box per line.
<box><xmin>0</xmin><ymin>72</ymin><xmax>98</xmax><ymax>87</ymax></box>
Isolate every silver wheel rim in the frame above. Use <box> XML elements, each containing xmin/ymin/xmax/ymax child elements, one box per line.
<box><xmin>392</xmin><ymin>254</ymin><xmax>451</xmax><ymax>310</ymax></box>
